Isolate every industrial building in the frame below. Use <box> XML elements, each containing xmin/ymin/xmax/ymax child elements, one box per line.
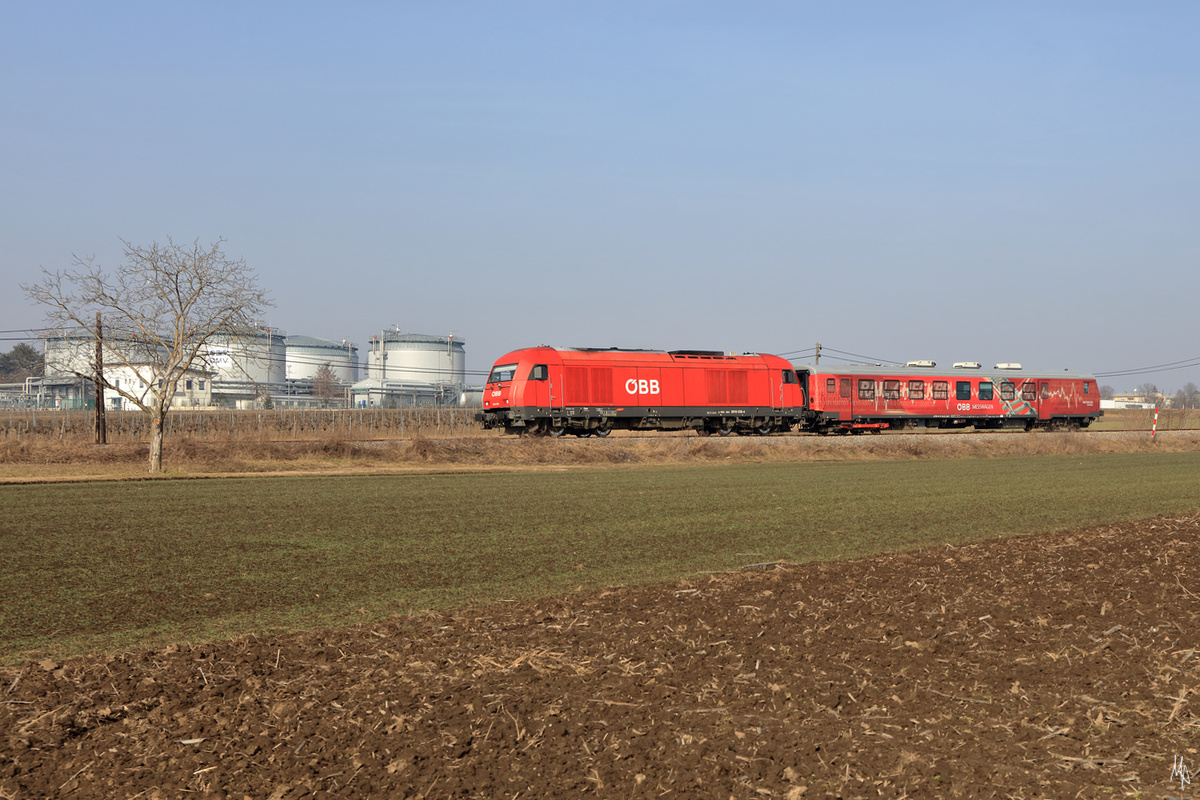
<box><xmin>3</xmin><ymin>325</ymin><xmax>479</xmax><ymax>410</ymax></box>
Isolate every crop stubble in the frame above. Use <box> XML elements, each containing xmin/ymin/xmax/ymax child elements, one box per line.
<box><xmin>4</xmin><ymin>512</ymin><xmax>1200</xmax><ymax>798</ymax></box>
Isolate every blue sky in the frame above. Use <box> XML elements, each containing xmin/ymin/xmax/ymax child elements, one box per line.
<box><xmin>3</xmin><ymin>2</ymin><xmax>1198</xmax><ymax>390</ymax></box>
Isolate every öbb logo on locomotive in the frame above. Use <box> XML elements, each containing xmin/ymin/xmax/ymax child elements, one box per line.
<box><xmin>626</xmin><ymin>379</ymin><xmax>660</xmax><ymax>395</ymax></box>
<box><xmin>478</xmin><ymin>345</ymin><xmax>1102</xmax><ymax>437</ymax></box>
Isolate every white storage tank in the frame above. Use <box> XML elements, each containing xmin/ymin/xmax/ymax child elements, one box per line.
<box><xmin>285</xmin><ymin>336</ymin><xmax>359</xmax><ymax>383</ymax></box>
<box><xmin>202</xmin><ymin>326</ymin><xmax>286</xmax><ymax>386</ymax></box>
<box><xmin>42</xmin><ymin>333</ymin><xmax>94</xmax><ymax>378</ymax></box>
<box><xmin>366</xmin><ymin>331</ymin><xmax>465</xmax><ymax>385</ymax></box>
<box><xmin>43</xmin><ymin>331</ymin><xmax>164</xmax><ymax>378</ymax></box>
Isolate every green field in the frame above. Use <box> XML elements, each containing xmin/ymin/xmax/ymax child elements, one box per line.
<box><xmin>4</xmin><ymin>451</ymin><xmax>1200</xmax><ymax>661</ymax></box>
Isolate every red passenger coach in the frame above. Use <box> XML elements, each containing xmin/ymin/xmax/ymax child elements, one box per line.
<box><xmin>802</xmin><ymin>362</ymin><xmax>1102</xmax><ymax>433</ymax></box>
<box><xmin>480</xmin><ymin>346</ymin><xmax>807</xmax><ymax>436</ymax></box>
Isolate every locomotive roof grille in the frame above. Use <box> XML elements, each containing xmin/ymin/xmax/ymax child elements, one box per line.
<box><xmin>668</xmin><ymin>349</ymin><xmax>726</xmax><ymax>357</ymax></box>
<box><xmin>571</xmin><ymin>346</ymin><xmax>663</xmax><ymax>353</ymax></box>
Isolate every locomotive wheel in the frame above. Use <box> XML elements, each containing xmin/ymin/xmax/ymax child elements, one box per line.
<box><xmin>756</xmin><ymin>425</ymin><xmax>773</xmax><ymax>435</ymax></box>
<box><xmin>574</xmin><ymin>431</ymin><xmax>592</xmax><ymax>438</ymax></box>
<box><xmin>716</xmin><ymin>426</ymin><xmax>734</xmax><ymax>437</ymax></box>
<box><xmin>548</xmin><ymin>426</ymin><xmax>567</xmax><ymax>438</ymax></box>
<box><xmin>593</xmin><ymin>427</ymin><xmax>611</xmax><ymax>437</ymax></box>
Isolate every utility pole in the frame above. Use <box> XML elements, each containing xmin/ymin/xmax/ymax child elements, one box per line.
<box><xmin>814</xmin><ymin>342</ymin><xmax>821</xmax><ymax>366</ymax></box>
<box><xmin>94</xmin><ymin>312</ymin><xmax>107</xmax><ymax>445</ymax></box>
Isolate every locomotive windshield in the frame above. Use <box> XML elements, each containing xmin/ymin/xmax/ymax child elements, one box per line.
<box><xmin>487</xmin><ymin>363</ymin><xmax>518</xmax><ymax>384</ymax></box>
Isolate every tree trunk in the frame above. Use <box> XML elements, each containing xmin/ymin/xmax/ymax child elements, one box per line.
<box><xmin>149</xmin><ymin>415</ymin><xmax>164</xmax><ymax>473</ymax></box>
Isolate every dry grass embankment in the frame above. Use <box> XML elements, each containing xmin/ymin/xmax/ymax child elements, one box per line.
<box><xmin>1</xmin><ymin>407</ymin><xmax>1197</xmax><ymax>481</ymax></box>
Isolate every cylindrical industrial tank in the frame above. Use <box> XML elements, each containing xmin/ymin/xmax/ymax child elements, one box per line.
<box><xmin>202</xmin><ymin>326</ymin><xmax>286</xmax><ymax>386</ymax></box>
<box><xmin>42</xmin><ymin>332</ymin><xmax>159</xmax><ymax>378</ymax></box>
<box><xmin>365</xmin><ymin>332</ymin><xmax>465</xmax><ymax>385</ymax></box>
<box><xmin>285</xmin><ymin>336</ymin><xmax>359</xmax><ymax>383</ymax></box>
<box><xmin>42</xmin><ymin>334</ymin><xmax>93</xmax><ymax>378</ymax></box>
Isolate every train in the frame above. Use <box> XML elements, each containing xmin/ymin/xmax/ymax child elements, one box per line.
<box><xmin>478</xmin><ymin>346</ymin><xmax>1102</xmax><ymax>437</ymax></box>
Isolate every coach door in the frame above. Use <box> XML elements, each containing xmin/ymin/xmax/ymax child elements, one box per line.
<box><xmin>1021</xmin><ymin>381</ymin><xmax>1039</xmax><ymax>418</ymax></box>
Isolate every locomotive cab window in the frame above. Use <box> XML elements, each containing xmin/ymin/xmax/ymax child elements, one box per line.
<box><xmin>488</xmin><ymin>364</ymin><xmax>518</xmax><ymax>384</ymax></box>
<box><xmin>956</xmin><ymin>381</ymin><xmax>972</xmax><ymax>401</ymax></box>
<box><xmin>782</xmin><ymin>369</ymin><xmax>799</xmax><ymax>384</ymax></box>
<box><xmin>883</xmin><ymin>380</ymin><xmax>901</xmax><ymax>399</ymax></box>
<box><xmin>1084</xmin><ymin>382</ymin><xmax>1091</xmax><ymax>394</ymax></box>
<box><xmin>908</xmin><ymin>380</ymin><xmax>925</xmax><ymax>400</ymax></box>
<box><xmin>858</xmin><ymin>379</ymin><xmax>876</xmax><ymax>400</ymax></box>
<box><xmin>528</xmin><ymin>364</ymin><xmax>548</xmax><ymax>381</ymax></box>
<box><xmin>979</xmin><ymin>381</ymin><xmax>994</xmax><ymax>401</ymax></box>
<box><xmin>932</xmin><ymin>381</ymin><xmax>948</xmax><ymax>400</ymax></box>
<box><xmin>1000</xmin><ymin>381</ymin><xmax>1015</xmax><ymax>401</ymax></box>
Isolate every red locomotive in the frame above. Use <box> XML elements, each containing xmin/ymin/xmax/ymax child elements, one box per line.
<box><xmin>480</xmin><ymin>348</ymin><xmax>1103</xmax><ymax>436</ymax></box>
<box><xmin>479</xmin><ymin>346</ymin><xmax>807</xmax><ymax>436</ymax></box>
<box><xmin>804</xmin><ymin>361</ymin><xmax>1102</xmax><ymax>433</ymax></box>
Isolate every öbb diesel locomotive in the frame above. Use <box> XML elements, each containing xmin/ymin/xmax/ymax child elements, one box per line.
<box><xmin>479</xmin><ymin>346</ymin><xmax>1102</xmax><ymax>437</ymax></box>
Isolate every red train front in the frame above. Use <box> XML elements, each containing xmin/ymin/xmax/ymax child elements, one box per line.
<box><xmin>480</xmin><ymin>346</ymin><xmax>807</xmax><ymax>436</ymax></box>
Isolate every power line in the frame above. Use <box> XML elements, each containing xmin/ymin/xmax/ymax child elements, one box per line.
<box><xmin>1094</xmin><ymin>356</ymin><xmax>1200</xmax><ymax>379</ymax></box>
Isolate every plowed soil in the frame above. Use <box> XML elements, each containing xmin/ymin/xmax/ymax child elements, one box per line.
<box><xmin>4</xmin><ymin>512</ymin><xmax>1200</xmax><ymax>799</ymax></box>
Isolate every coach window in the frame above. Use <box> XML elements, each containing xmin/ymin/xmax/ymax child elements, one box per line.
<box><xmin>1000</xmin><ymin>381</ymin><xmax>1015</xmax><ymax>401</ymax></box>
<box><xmin>883</xmin><ymin>380</ymin><xmax>901</xmax><ymax>399</ymax></box>
<box><xmin>528</xmin><ymin>364</ymin><xmax>548</xmax><ymax>381</ymax></box>
<box><xmin>1041</xmin><ymin>382</ymin><xmax>1050</xmax><ymax>400</ymax></box>
<box><xmin>1022</xmin><ymin>381</ymin><xmax>1036</xmax><ymax>402</ymax></box>
<box><xmin>908</xmin><ymin>380</ymin><xmax>924</xmax><ymax>400</ymax></box>
<box><xmin>979</xmin><ymin>381</ymin><xmax>994</xmax><ymax>401</ymax></box>
<box><xmin>932</xmin><ymin>381</ymin><xmax>948</xmax><ymax>400</ymax></box>
<box><xmin>858</xmin><ymin>379</ymin><xmax>876</xmax><ymax>400</ymax></box>
<box><xmin>826</xmin><ymin>378</ymin><xmax>836</xmax><ymax>394</ymax></box>
<box><xmin>956</xmin><ymin>381</ymin><xmax>972</xmax><ymax>401</ymax></box>
<box><xmin>840</xmin><ymin>378</ymin><xmax>851</xmax><ymax>398</ymax></box>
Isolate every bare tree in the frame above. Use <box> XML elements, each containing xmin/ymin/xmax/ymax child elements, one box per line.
<box><xmin>23</xmin><ymin>238</ymin><xmax>271</xmax><ymax>472</ymax></box>
<box><xmin>1181</xmin><ymin>382</ymin><xmax>1200</xmax><ymax>410</ymax></box>
<box><xmin>1135</xmin><ymin>383</ymin><xmax>1161</xmax><ymax>405</ymax></box>
<box><xmin>312</xmin><ymin>362</ymin><xmax>342</xmax><ymax>408</ymax></box>
<box><xmin>1099</xmin><ymin>384</ymin><xmax>1115</xmax><ymax>401</ymax></box>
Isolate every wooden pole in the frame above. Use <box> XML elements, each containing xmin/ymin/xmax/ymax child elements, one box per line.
<box><xmin>94</xmin><ymin>312</ymin><xmax>106</xmax><ymax>445</ymax></box>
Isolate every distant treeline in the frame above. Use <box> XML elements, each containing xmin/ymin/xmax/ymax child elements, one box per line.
<box><xmin>0</xmin><ymin>344</ymin><xmax>43</xmax><ymax>381</ymax></box>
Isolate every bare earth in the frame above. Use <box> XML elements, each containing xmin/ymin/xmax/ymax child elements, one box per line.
<box><xmin>4</xmin><ymin>512</ymin><xmax>1200</xmax><ymax>799</ymax></box>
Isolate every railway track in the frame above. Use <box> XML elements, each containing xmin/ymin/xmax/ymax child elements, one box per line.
<box><xmin>472</xmin><ymin>426</ymin><xmax>1197</xmax><ymax>443</ymax></box>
